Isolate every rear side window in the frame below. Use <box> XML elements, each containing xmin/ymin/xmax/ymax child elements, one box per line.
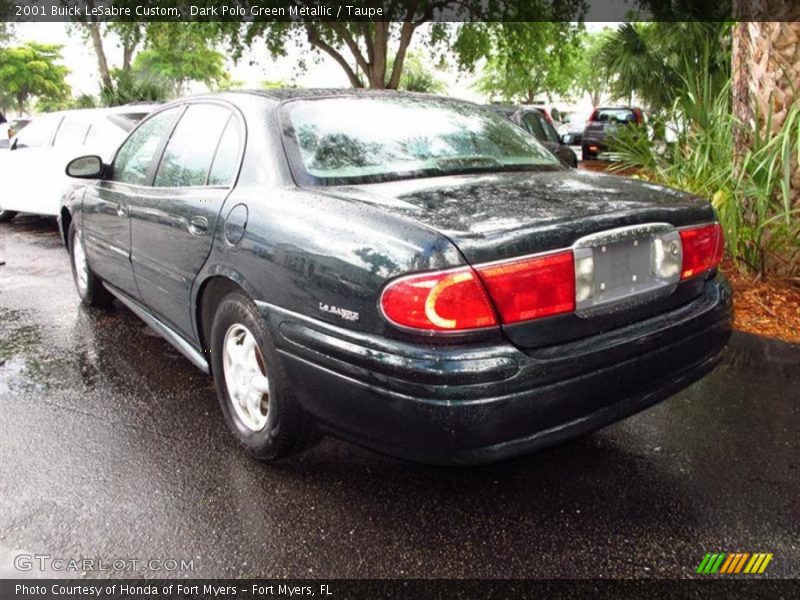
<box><xmin>536</xmin><ymin>113</ymin><xmax>561</xmax><ymax>144</ymax></box>
<box><xmin>207</xmin><ymin>117</ymin><xmax>242</xmax><ymax>186</ymax></box>
<box><xmin>113</xmin><ymin>108</ymin><xmax>180</xmax><ymax>185</ymax></box>
<box><xmin>154</xmin><ymin>104</ymin><xmax>231</xmax><ymax>188</ymax></box>
<box><xmin>14</xmin><ymin>114</ymin><xmax>62</xmax><ymax>148</ymax></box>
<box><xmin>521</xmin><ymin>112</ymin><xmax>547</xmax><ymax>141</ymax></box>
<box><xmin>53</xmin><ymin>118</ymin><xmax>91</xmax><ymax>147</ymax></box>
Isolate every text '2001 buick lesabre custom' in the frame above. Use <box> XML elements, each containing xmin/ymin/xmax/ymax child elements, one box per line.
<box><xmin>60</xmin><ymin>90</ymin><xmax>732</xmax><ymax>465</ymax></box>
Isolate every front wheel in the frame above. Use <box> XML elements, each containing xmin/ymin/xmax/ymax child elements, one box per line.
<box><xmin>210</xmin><ymin>292</ymin><xmax>319</xmax><ymax>461</ymax></box>
<box><xmin>68</xmin><ymin>222</ymin><xmax>113</xmax><ymax>307</ymax></box>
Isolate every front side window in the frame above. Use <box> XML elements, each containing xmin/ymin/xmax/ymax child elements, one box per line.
<box><xmin>113</xmin><ymin>108</ymin><xmax>180</xmax><ymax>185</ymax></box>
<box><xmin>154</xmin><ymin>104</ymin><xmax>231</xmax><ymax>188</ymax></box>
<box><xmin>283</xmin><ymin>97</ymin><xmax>561</xmax><ymax>185</ymax></box>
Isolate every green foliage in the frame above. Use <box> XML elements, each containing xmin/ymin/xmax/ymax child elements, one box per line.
<box><xmin>209</xmin><ymin>1</ymin><xmax>586</xmax><ymax>90</ymax></box>
<box><xmin>0</xmin><ymin>23</ymin><xmax>11</xmax><ymax>44</ymax></box>
<box><xmin>572</xmin><ymin>31</ymin><xmax>610</xmax><ymax>106</ymax></box>
<box><xmin>458</xmin><ymin>22</ymin><xmax>584</xmax><ymax>103</ymax></box>
<box><xmin>598</xmin><ymin>22</ymin><xmax>731</xmax><ymax>113</ymax></box>
<box><xmin>133</xmin><ymin>23</ymin><xmax>229</xmax><ymax>95</ymax></box>
<box><xmin>609</xmin><ymin>75</ymin><xmax>800</xmax><ymax>277</ymax></box>
<box><xmin>0</xmin><ymin>43</ymin><xmax>71</xmax><ymax>114</ymax></box>
<box><xmin>260</xmin><ymin>79</ymin><xmax>296</xmax><ymax>90</ymax></box>
<box><xmin>391</xmin><ymin>52</ymin><xmax>445</xmax><ymax>94</ymax></box>
<box><xmin>73</xmin><ymin>94</ymin><xmax>99</xmax><ymax>109</ymax></box>
<box><xmin>100</xmin><ymin>68</ymin><xmax>170</xmax><ymax>106</ymax></box>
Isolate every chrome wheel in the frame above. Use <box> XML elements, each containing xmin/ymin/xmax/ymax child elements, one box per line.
<box><xmin>222</xmin><ymin>323</ymin><xmax>270</xmax><ymax>432</ymax></box>
<box><xmin>72</xmin><ymin>231</ymin><xmax>89</xmax><ymax>296</ymax></box>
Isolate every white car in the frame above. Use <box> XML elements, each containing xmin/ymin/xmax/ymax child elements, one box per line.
<box><xmin>0</xmin><ymin>104</ymin><xmax>159</xmax><ymax>222</ymax></box>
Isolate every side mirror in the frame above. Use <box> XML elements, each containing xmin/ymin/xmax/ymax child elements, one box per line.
<box><xmin>560</xmin><ymin>133</ymin><xmax>573</xmax><ymax>145</ymax></box>
<box><xmin>66</xmin><ymin>155</ymin><xmax>104</xmax><ymax>179</ymax></box>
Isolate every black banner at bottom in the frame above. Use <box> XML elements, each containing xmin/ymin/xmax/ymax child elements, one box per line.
<box><xmin>1</xmin><ymin>579</ymin><xmax>798</xmax><ymax>600</ymax></box>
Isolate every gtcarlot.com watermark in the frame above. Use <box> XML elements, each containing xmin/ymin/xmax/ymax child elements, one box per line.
<box><xmin>14</xmin><ymin>553</ymin><xmax>194</xmax><ymax>573</ymax></box>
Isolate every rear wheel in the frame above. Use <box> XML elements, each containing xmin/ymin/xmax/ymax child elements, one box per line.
<box><xmin>68</xmin><ymin>222</ymin><xmax>113</xmax><ymax>307</ymax></box>
<box><xmin>0</xmin><ymin>209</ymin><xmax>17</xmax><ymax>223</ymax></box>
<box><xmin>581</xmin><ymin>146</ymin><xmax>595</xmax><ymax>161</ymax></box>
<box><xmin>210</xmin><ymin>291</ymin><xmax>319</xmax><ymax>461</ymax></box>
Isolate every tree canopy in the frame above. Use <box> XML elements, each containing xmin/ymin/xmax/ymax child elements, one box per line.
<box><xmin>598</xmin><ymin>21</ymin><xmax>731</xmax><ymax>111</ymax></box>
<box><xmin>209</xmin><ymin>0</ymin><xmax>586</xmax><ymax>90</ymax></box>
<box><xmin>572</xmin><ymin>31</ymin><xmax>609</xmax><ymax>107</ymax></box>
<box><xmin>461</xmin><ymin>22</ymin><xmax>584</xmax><ymax>103</ymax></box>
<box><xmin>0</xmin><ymin>43</ymin><xmax>71</xmax><ymax>114</ymax></box>
<box><xmin>132</xmin><ymin>23</ymin><xmax>230</xmax><ymax>96</ymax></box>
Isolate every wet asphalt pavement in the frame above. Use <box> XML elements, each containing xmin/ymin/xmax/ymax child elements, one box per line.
<box><xmin>0</xmin><ymin>216</ymin><xmax>798</xmax><ymax>579</ymax></box>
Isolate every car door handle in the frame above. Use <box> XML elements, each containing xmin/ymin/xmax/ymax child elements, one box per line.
<box><xmin>188</xmin><ymin>216</ymin><xmax>209</xmax><ymax>236</ymax></box>
<box><xmin>116</xmin><ymin>205</ymin><xmax>127</xmax><ymax>218</ymax></box>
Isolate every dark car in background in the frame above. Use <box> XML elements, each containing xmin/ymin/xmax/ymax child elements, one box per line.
<box><xmin>582</xmin><ymin>106</ymin><xmax>645</xmax><ymax>161</ymax></box>
<box><xmin>490</xmin><ymin>105</ymin><xmax>579</xmax><ymax>167</ymax></box>
<box><xmin>61</xmin><ymin>90</ymin><xmax>731</xmax><ymax>465</ymax></box>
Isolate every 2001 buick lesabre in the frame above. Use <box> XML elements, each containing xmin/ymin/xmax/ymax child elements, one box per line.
<box><xmin>60</xmin><ymin>90</ymin><xmax>732</xmax><ymax>465</ymax></box>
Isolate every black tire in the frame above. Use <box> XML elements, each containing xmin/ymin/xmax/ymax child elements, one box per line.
<box><xmin>568</xmin><ymin>151</ymin><xmax>579</xmax><ymax>168</ymax></box>
<box><xmin>210</xmin><ymin>291</ymin><xmax>319</xmax><ymax>461</ymax></box>
<box><xmin>68</xmin><ymin>222</ymin><xmax>113</xmax><ymax>307</ymax></box>
<box><xmin>581</xmin><ymin>146</ymin><xmax>595</xmax><ymax>161</ymax></box>
<box><xmin>0</xmin><ymin>210</ymin><xmax>17</xmax><ymax>223</ymax></box>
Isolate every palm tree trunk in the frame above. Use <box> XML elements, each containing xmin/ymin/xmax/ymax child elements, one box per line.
<box><xmin>732</xmin><ymin>12</ymin><xmax>800</xmax><ymax>165</ymax></box>
<box><xmin>732</xmin><ymin>5</ymin><xmax>800</xmax><ymax>273</ymax></box>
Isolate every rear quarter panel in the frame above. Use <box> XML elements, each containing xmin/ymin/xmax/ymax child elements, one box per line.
<box><xmin>196</xmin><ymin>185</ymin><xmax>465</xmax><ymax>337</ymax></box>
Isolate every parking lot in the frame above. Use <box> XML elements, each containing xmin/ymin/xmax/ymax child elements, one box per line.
<box><xmin>1</xmin><ymin>216</ymin><xmax>798</xmax><ymax>579</ymax></box>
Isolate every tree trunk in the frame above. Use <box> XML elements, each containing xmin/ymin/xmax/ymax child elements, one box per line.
<box><xmin>122</xmin><ymin>41</ymin><xmax>136</xmax><ymax>72</ymax></box>
<box><xmin>17</xmin><ymin>93</ymin><xmax>25</xmax><ymax>115</ymax></box>
<box><xmin>87</xmin><ymin>21</ymin><xmax>113</xmax><ymax>90</ymax></box>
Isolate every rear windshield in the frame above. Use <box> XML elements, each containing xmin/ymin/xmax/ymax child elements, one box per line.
<box><xmin>282</xmin><ymin>97</ymin><xmax>562</xmax><ymax>185</ymax></box>
<box><xmin>592</xmin><ymin>108</ymin><xmax>638</xmax><ymax>124</ymax></box>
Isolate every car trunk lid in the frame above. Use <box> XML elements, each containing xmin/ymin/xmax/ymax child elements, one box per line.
<box><xmin>319</xmin><ymin>169</ymin><xmax>717</xmax><ymax>349</ymax></box>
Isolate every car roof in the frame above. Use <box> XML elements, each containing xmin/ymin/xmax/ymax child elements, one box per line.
<box><xmin>238</xmin><ymin>88</ymin><xmax>454</xmax><ymax>101</ymax></box>
<box><xmin>29</xmin><ymin>104</ymin><xmax>161</xmax><ymax>121</ymax></box>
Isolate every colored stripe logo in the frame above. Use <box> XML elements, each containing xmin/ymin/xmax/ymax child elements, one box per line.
<box><xmin>696</xmin><ymin>552</ymin><xmax>773</xmax><ymax>574</ymax></box>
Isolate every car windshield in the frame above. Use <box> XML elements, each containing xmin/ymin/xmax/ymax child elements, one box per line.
<box><xmin>283</xmin><ymin>96</ymin><xmax>562</xmax><ymax>185</ymax></box>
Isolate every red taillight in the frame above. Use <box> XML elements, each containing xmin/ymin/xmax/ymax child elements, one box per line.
<box><xmin>380</xmin><ymin>267</ymin><xmax>498</xmax><ymax>331</ymax></box>
<box><xmin>679</xmin><ymin>223</ymin><xmax>724</xmax><ymax>280</ymax></box>
<box><xmin>477</xmin><ymin>251</ymin><xmax>575</xmax><ymax>323</ymax></box>
<box><xmin>380</xmin><ymin>251</ymin><xmax>577</xmax><ymax>332</ymax></box>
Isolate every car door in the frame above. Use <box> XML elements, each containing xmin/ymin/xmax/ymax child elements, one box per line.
<box><xmin>129</xmin><ymin>103</ymin><xmax>242</xmax><ymax>339</ymax></box>
<box><xmin>2</xmin><ymin>113</ymin><xmax>63</xmax><ymax>215</ymax></box>
<box><xmin>81</xmin><ymin>107</ymin><xmax>181</xmax><ymax>300</ymax></box>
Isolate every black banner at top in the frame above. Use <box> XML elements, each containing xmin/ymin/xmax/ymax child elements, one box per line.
<box><xmin>2</xmin><ymin>0</ymin><xmax>799</xmax><ymax>23</ymax></box>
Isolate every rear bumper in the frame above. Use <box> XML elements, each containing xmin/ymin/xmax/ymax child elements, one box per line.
<box><xmin>259</xmin><ymin>274</ymin><xmax>733</xmax><ymax>465</ymax></box>
<box><xmin>582</xmin><ymin>136</ymin><xmax>608</xmax><ymax>153</ymax></box>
